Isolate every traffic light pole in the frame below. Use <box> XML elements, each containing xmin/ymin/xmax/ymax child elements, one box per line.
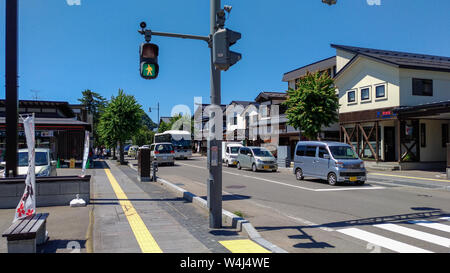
<box><xmin>5</xmin><ymin>0</ymin><xmax>19</xmax><ymax>177</ymax></box>
<box><xmin>138</xmin><ymin>0</ymin><xmax>224</xmax><ymax>229</ymax></box>
<box><xmin>207</xmin><ymin>0</ymin><xmax>223</xmax><ymax>229</ymax></box>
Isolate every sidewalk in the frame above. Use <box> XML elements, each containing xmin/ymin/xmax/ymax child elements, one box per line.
<box><xmin>0</xmin><ymin>167</ymin><xmax>91</xmax><ymax>253</ymax></box>
<box><xmin>91</xmin><ymin>159</ymin><xmax>263</xmax><ymax>253</ymax></box>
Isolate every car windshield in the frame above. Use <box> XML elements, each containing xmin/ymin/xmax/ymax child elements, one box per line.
<box><xmin>156</xmin><ymin>144</ymin><xmax>173</xmax><ymax>153</ymax></box>
<box><xmin>328</xmin><ymin>146</ymin><xmax>358</xmax><ymax>160</ymax></box>
<box><xmin>18</xmin><ymin>152</ymin><xmax>49</xmax><ymax>166</ymax></box>
<box><xmin>230</xmin><ymin>147</ymin><xmax>240</xmax><ymax>154</ymax></box>
<box><xmin>252</xmin><ymin>148</ymin><xmax>273</xmax><ymax>157</ymax></box>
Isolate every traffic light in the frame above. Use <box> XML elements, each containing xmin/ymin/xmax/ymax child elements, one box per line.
<box><xmin>212</xmin><ymin>28</ymin><xmax>241</xmax><ymax>71</ymax></box>
<box><xmin>140</xmin><ymin>43</ymin><xmax>159</xmax><ymax>79</ymax></box>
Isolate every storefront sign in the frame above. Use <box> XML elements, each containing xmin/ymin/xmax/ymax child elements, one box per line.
<box><xmin>376</xmin><ymin>111</ymin><xmax>397</xmax><ymax>119</ymax></box>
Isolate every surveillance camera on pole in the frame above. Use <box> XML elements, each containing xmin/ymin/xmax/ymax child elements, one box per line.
<box><xmin>212</xmin><ymin>28</ymin><xmax>241</xmax><ymax>71</ymax></box>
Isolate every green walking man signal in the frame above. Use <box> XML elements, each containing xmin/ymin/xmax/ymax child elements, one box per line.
<box><xmin>140</xmin><ymin>43</ymin><xmax>159</xmax><ymax>79</ymax></box>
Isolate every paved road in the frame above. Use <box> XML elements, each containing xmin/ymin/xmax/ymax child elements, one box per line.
<box><xmin>157</xmin><ymin>157</ymin><xmax>450</xmax><ymax>253</ymax></box>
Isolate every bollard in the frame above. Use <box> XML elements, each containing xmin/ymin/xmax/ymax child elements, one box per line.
<box><xmin>152</xmin><ymin>161</ymin><xmax>158</xmax><ymax>181</ymax></box>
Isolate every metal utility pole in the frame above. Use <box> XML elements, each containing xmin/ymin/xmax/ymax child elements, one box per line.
<box><xmin>5</xmin><ymin>0</ymin><xmax>19</xmax><ymax>177</ymax></box>
<box><xmin>138</xmin><ymin>0</ymin><xmax>241</xmax><ymax>229</ymax></box>
<box><xmin>207</xmin><ymin>0</ymin><xmax>222</xmax><ymax>228</ymax></box>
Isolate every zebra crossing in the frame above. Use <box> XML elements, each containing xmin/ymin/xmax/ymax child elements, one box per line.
<box><xmin>337</xmin><ymin>217</ymin><xmax>450</xmax><ymax>253</ymax></box>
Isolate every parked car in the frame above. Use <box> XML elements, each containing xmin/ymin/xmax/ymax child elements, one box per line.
<box><xmin>223</xmin><ymin>143</ymin><xmax>243</xmax><ymax>167</ymax></box>
<box><xmin>236</xmin><ymin>146</ymin><xmax>278</xmax><ymax>172</ymax></box>
<box><xmin>293</xmin><ymin>141</ymin><xmax>366</xmax><ymax>186</ymax></box>
<box><xmin>127</xmin><ymin>145</ymin><xmax>139</xmax><ymax>158</ymax></box>
<box><xmin>14</xmin><ymin>148</ymin><xmax>57</xmax><ymax>177</ymax></box>
<box><xmin>150</xmin><ymin>143</ymin><xmax>175</xmax><ymax>166</ymax></box>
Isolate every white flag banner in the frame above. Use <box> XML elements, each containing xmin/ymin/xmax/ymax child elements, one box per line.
<box><xmin>81</xmin><ymin>130</ymin><xmax>89</xmax><ymax>176</ymax></box>
<box><xmin>14</xmin><ymin>115</ymin><xmax>36</xmax><ymax>222</ymax></box>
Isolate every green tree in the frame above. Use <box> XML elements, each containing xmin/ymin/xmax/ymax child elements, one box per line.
<box><xmin>98</xmin><ymin>89</ymin><xmax>142</xmax><ymax>164</ymax></box>
<box><xmin>141</xmin><ymin>111</ymin><xmax>158</xmax><ymax>131</ymax></box>
<box><xmin>132</xmin><ymin>126</ymin><xmax>155</xmax><ymax>146</ymax></box>
<box><xmin>283</xmin><ymin>71</ymin><xmax>339</xmax><ymax>140</ymax></box>
<box><xmin>78</xmin><ymin>89</ymin><xmax>107</xmax><ymax>145</ymax></box>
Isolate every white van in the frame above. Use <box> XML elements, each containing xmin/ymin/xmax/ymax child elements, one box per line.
<box><xmin>223</xmin><ymin>143</ymin><xmax>243</xmax><ymax>167</ymax></box>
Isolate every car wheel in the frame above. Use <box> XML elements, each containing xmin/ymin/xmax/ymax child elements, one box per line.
<box><xmin>327</xmin><ymin>172</ymin><xmax>338</xmax><ymax>186</ymax></box>
<box><xmin>252</xmin><ymin>164</ymin><xmax>257</xmax><ymax>172</ymax></box>
<box><xmin>237</xmin><ymin>162</ymin><xmax>241</xmax><ymax>170</ymax></box>
<box><xmin>357</xmin><ymin>180</ymin><xmax>365</xmax><ymax>186</ymax></box>
<box><xmin>295</xmin><ymin>168</ymin><xmax>304</xmax><ymax>180</ymax></box>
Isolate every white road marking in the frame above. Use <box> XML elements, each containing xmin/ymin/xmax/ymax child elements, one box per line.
<box><xmin>408</xmin><ymin>221</ymin><xmax>450</xmax><ymax>233</ymax></box>
<box><xmin>178</xmin><ymin>162</ymin><xmax>385</xmax><ymax>192</ymax></box>
<box><xmin>441</xmin><ymin>217</ymin><xmax>450</xmax><ymax>221</ymax></box>
<box><xmin>374</xmin><ymin>223</ymin><xmax>450</xmax><ymax>248</ymax></box>
<box><xmin>337</xmin><ymin>228</ymin><xmax>433</xmax><ymax>253</ymax></box>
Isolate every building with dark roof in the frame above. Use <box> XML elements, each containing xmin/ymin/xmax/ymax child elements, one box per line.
<box><xmin>333</xmin><ymin>44</ymin><xmax>450</xmax><ymax>167</ymax></box>
<box><xmin>0</xmin><ymin>100</ymin><xmax>91</xmax><ymax>161</ymax></box>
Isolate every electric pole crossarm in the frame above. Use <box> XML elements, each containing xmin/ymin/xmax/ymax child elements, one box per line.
<box><xmin>151</xmin><ymin>31</ymin><xmax>210</xmax><ymax>43</ymax></box>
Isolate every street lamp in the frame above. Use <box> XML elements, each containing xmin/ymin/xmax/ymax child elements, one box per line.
<box><xmin>148</xmin><ymin>103</ymin><xmax>160</xmax><ymax>130</ymax></box>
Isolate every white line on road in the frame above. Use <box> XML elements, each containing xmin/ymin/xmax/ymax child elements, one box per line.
<box><xmin>337</xmin><ymin>228</ymin><xmax>433</xmax><ymax>253</ymax></box>
<box><xmin>178</xmin><ymin>162</ymin><xmax>385</xmax><ymax>192</ymax></box>
<box><xmin>374</xmin><ymin>223</ymin><xmax>450</xmax><ymax>248</ymax></box>
<box><xmin>408</xmin><ymin>221</ymin><xmax>450</xmax><ymax>233</ymax></box>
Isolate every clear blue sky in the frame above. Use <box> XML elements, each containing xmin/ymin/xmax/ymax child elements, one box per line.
<box><xmin>0</xmin><ymin>0</ymin><xmax>449</xmax><ymax>122</ymax></box>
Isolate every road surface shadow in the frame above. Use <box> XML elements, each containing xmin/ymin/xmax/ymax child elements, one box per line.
<box><xmin>199</xmin><ymin>194</ymin><xmax>251</xmax><ymax>201</ymax></box>
<box><xmin>314</xmin><ymin>208</ymin><xmax>450</xmax><ymax>230</ymax></box>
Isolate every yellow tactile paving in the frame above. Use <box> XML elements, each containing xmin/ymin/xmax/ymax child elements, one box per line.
<box><xmin>104</xmin><ymin>168</ymin><xmax>163</xmax><ymax>253</ymax></box>
<box><xmin>219</xmin><ymin>239</ymin><xmax>271</xmax><ymax>253</ymax></box>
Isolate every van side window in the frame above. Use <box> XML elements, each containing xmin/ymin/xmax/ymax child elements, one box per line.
<box><xmin>240</xmin><ymin>148</ymin><xmax>246</xmax><ymax>155</ymax></box>
<box><xmin>318</xmin><ymin>147</ymin><xmax>329</xmax><ymax>158</ymax></box>
<box><xmin>305</xmin><ymin>146</ymin><xmax>317</xmax><ymax>157</ymax></box>
<box><xmin>296</xmin><ymin>145</ymin><xmax>306</xmax><ymax>156</ymax></box>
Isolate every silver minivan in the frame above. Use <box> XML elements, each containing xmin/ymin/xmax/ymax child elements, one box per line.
<box><xmin>293</xmin><ymin>141</ymin><xmax>366</xmax><ymax>186</ymax></box>
<box><xmin>237</xmin><ymin>146</ymin><xmax>278</xmax><ymax>172</ymax></box>
<box><xmin>150</xmin><ymin>143</ymin><xmax>175</xmax><ymax>166</ymax></box>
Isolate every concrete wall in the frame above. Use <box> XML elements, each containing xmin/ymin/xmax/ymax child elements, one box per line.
<box><xmin>335</xmin><ymin>57</ymin><xmax>401</xmax><ymax>114</ymax></box>
<box><xmin>399</xmin><ymin>68</ymin><xmax>450</xmax><ymax>106</ymax></box>
<box><xmin>0</xmin><ymin>176</ymin><xmax>90</xmax><ymax>209</ymax></box>
<box><xmin>420</xmin><ymin>119</ymin><xmax>449</xmax><ymax>162</ymax></box>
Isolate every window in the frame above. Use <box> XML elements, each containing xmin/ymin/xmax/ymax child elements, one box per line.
<box><xmin>318</xmin><ymin>147</ymin><xmax>329</xmax><ymax>158</ymax></box>
<box><xmin>240</xmin><ymin>148</ymin><xmax>247</xmax><ymax>155</ymax></box>
<box><xmin>296</xmin><ymin>145</ymin><xmax>306</xmax><ymax>156</ymax></box>
<box><xmin>375</xmin><ymin>85</ymin><xmax>386</xmax><ymax>98</ymax></box>
<box><xmin>233</xmin><ymin>113</ymin><xmax>237</xmax><ymax>125</ymax></box>
<box><xmin>305</xmin><ymin>146</ymin><xmax>317</xmax><ymax>157</ymax></box>
<box><xmin>420</xmin><ymin>123</ymin><xmax>426</xmax><ymax>147</ymax></box>
<box><xmin>413</xmin><ymin>78</ymin><xmax>433</xmax><ymax>96</ymax></box>
<box><xmin>443</xmin><ymin>124</ymin><xmax>449</xmax><ymax>148</ymax></box>
<box><xmin>347</xmin><ymin>90</ymin><xmax>356</xmax><ymax>103</ymax></box>
<box><xmin>361</xmin><ymin>87</ymin><xmax>370</xmax><ymax>101</ymax></box>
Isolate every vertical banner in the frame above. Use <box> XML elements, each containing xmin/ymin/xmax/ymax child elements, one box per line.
<box><xmin>14</xmin><ymin>114</ymin><xmax>36</xmax><ymax>222</ymax></box>
<box><xmin>81</xmin><ymin>130</ymin><xmax>89</xmax><ymax>177</ymax></box>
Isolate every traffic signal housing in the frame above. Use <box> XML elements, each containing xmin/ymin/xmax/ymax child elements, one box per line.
<box><xmin>140</xmin><ymin>43</ymin><xmax>159</xmax><ymax>79</ymax></box>
<box><xmin>212</xmin><ymin>28</ymin><xmax>241</xmax><ymax>71</ymax></box>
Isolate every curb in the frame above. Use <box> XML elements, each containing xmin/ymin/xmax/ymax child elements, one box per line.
<box><xmin>128</xmin><ymin>162</ymin><xmax>287</xmax><ymax>253</ymax></box>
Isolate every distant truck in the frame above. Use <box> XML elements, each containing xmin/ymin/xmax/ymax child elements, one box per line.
<box><xmin>222</xmin><ymin>142</ymin><xmax>243</xmax><ymax>167</ymax></box>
